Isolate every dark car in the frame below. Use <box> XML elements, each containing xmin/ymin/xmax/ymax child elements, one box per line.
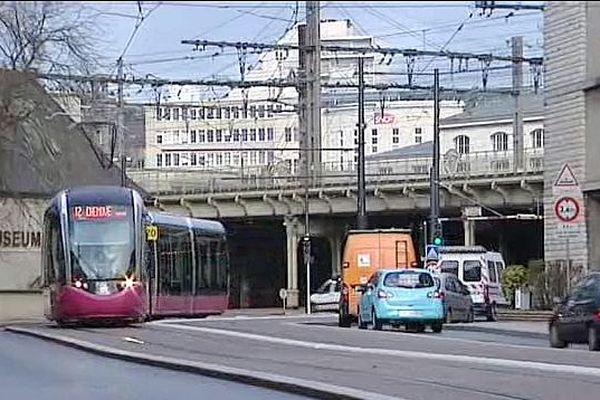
<box><xmin>549</xmin><ymin>272</ymin><xmax>600</xmax><ymax>351</ymax></box>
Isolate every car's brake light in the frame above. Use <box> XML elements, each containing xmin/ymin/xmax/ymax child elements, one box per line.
<box><xmin>427</xmin><ymin>290</ymin><xmax>444</xmax><ymax>299</ymax></box>
<box><xmin>377</xmin><ymin>289</ymin><xmax>393</xmax><ymax>299</ymax></box>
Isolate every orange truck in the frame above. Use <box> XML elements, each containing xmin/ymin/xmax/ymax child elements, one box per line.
<box><xmin>338</xmin><ymin>229</ymin><xmax>419</xmax><ymax>327</ymax></box>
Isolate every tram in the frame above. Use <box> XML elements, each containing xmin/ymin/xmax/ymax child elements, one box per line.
<box><xmin>41</xmin><ymin>186</ymin><xmax>147</xmax><ymax>325</ymax></box>
<box><xmin>41</xmin><ymin>186</ymin><xmax>230</xmax><ymax>325</ymax></box>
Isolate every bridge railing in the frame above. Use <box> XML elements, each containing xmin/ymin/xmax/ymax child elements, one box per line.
<box><xmin>129</xmin><ymin>148</ymin><xmax>544</xmax><ymax>195</ymax></box>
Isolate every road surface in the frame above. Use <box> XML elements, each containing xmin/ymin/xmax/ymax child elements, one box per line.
<box><xmin>0</xmin><ymin>331</ymin><xmax>308</xmax><ymax>400</ymax></box>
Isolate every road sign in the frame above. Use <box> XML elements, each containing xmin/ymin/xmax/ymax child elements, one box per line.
<box><xmin>426</xmin><ymin>245</ymin><xmax>440</xmax><ymax>261</ymax></box>
<box><xmin>554</xmin><ymin>196</ymin><xmax>580</xmax><ymax>223</ymax></box>
<box><xmin>554</xmin><ymin>163</ymin><xmax>579</xmax><ymax>188</ymax></box>
<box><xmin>279</xmin><ymin>288</ymin><xmax>287</xmax><ymax>300</ymax></box>
<box><xmin>145</xmin><ymin>225</ymin><xmax>158</xmax><ymax>241</ymax></box>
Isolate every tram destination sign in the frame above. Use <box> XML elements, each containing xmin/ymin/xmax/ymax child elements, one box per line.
<box><xmin>72</xmin><ymin>205</ymin><xmax>128</xmax><ymax>221</ymax></box>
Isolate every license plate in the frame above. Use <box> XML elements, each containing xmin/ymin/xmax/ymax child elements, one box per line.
<box><xmin>97</xmin><ymin>282</ymin><xmax>110</xmax><ymax>295</ymax></box>
<box><xmin>398</xmin><ymin>310</ymin><xmax>420</xmax><ymax>318</ymax></box>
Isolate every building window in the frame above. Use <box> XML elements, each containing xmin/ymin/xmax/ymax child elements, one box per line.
<box><xmin>293</xmin><ymin>127</ymin><xmax>298</xmax><ymax>142</ymax></box>
<box><xmin>224</xmin><ymin>130</ymin><xmax>232</xmax><ymax>142</ymax></box>
<box><xmin>267</xmin><ymin>128</ymin><xmax>274</xmax><ymax>141</ymax></box>
<box><xmin>242</xmin><ymin>129</ymin><xmax>248</xmax><ymax>142</ymax></box>
<box><xmin>165</xmin><ymin>153</ymin><xmax>172</xmax><ymax>167</ymax></box>
<box><xmin>339</xmin><ymin>130</ymin><xmax>344</xmax><ymax>146</ymax></box>
<box><xmin>216</xmin><ymin>107</ymin><xmax>222</xmax><ymax>119</ymax></box>
<box><xmin>233</xmin><ymin>107</ymin><xmax>240</xmax><ymax>119</ymax></box>
<box><xmin>173</xmin><ymin>153</ymin><xmax>180</xmax><ymax>166</ymax></box>
<box><xmin>199</xmin><ymin>107</ymin><xmax>205</xmax><ymax>120</ymax></box>
<box><xmin>354</xmin><ymin>129</ymin><xmax>358</xmax><ymax>145</ymax></box>
<box><xmin>454</xmin><ymin>135</ymin><xmax>470</xmax><ymax>154</ymax></box>
<box><xmin>250</xmin><ymin>105</ymin><xmax>257</xmax><ymax>119</ymax></box>
<box><xmin>156</xmin><ymin>107</ymin><xmax>163</xmax><ymax>121</ymax></box>
<box><xmin>156</xmin><ymin>154</ymin><xmax>163</xmax><ymax>167</ymax></box>
<box><xmin>258</xmin><ymin>105</ymin><xmax>265</xmax><ymax>118</ymax></box>
<box><xmin>191</xmin><ymin>153</ymin><xmax>197</xmax><ymax>166</ymax></box>
<box><xmin>491</xmin><ymin>131</ymin><xmax>508</xmax><ymax>152</ymax></box>
<box><xmin>275</xmin><ymin>104</ymin><xmax>283</xmax><ymax>114</ymax></box>
<box><xmin>233</xmin><ymin>152</ymin><xmax>240</xmax><ymax>166</ymax></box>
<box><xmin>250</xmin><ymin>128</ymin><xmax>257</xmax><ymax>142</ymax></box>
<box><xmin>216</xmin><ymin>154</ymin><xmax>223</xmax><ymax>165</ymax></box>
<box><xmin>372</xmin><ymin>128</ymin><xmax>378</xmax><ymax>145</ymax></box>
<box><xmin>267</xmin><ymin>151</ymin><xmax>274</xmax><ymax>163</ymax></box>
<box><xmin>199</xmin><ymin>154</ymin><xmax>206</xmax><ymax>167</ymax></box>
<box><xmin>162</xmin><ymin>107</ymin><xmax>170</xmax><ymax>121</ymax></box>
<box><xmin>249</xmin><ymin>151</ymin><xmax>257</xmax><ymax>165</ymax></box>
<box><xmin>173</xmin><ymin>108</ymin><xmax>180</xmax><ymax>121</ymax></box>
<box><xmin>199</xmin><ymin>130</ymin><xmax>205</xmax><ymax>143</ymax></box>
<box><xmin>181</xmin><ymin>153</ymin><xmax>189</xmax><ymax>166</ymax></box>
<box><xmin>531</xmin><ymin>128</ymin><xmax>544</xmax><ymax>148</ymax></box>
<box><xmin>190</xmin><ymin>109</ymin><xmax>197</xmax><ymax>120</ymax></box>
<box><xmin>285</xmin><ymin>127</ymin><xmax>292</xmax><ymax>142</ymax></box>
<box><xmin>190</xmin><ymin>130</ymin><xmax>197</xmax><ymax>143</ymax></box>
<box><xmin>233</xmin><ymin>129</ymin><xmax>240</xmax><ymax>142</ymax></box>
<box><xmin>392</xmin><ymin>128</ymin><xmax>399</xmax><ymax>144</ymax></box>
<box><xmin>207</xmin><ymin>153</ymin><xmax>214</xmax><ymax>166</ymax></box>
<box><xmin>207</xmin><ymin>107</ymin><xmax>214</xmax><ymax>119</ymax></box>
<box><xmin>156</xmin><ymin>134</ymin><xmax>163</xmax><ymax>144</ymax></box>
<box><xmin>224</xmin><ymin>107</ymin><xmax>230</xmax><ymax>119</ymax></box>
<box><xmin>224</xmin><ymin>152</ymin><xmax>231</xmax><ymax>166</ymax></box>
<box><xmin>372</xmin><ymin>146</ymin><xmax>378</xmax><ymax>153</ymax></box>
<box><xmin>415</xmin><ymin>127</ymin><xmax>422</xmax><ymax>144</ymax></box>
<box><xmin>242</xmin><ymin>106</ymin><xmax>248</xmax><ymax>119</ymax></box>
<box><xmin>267</xmin><ymin>104</ymin><xmax>273</xmax><ymax>118</ymax></box>
<box><xmin>173</xmin><ymin>130</ymin><xmax>180</xmax><ymax>143</ymax></box>
<box><xmin>207</xmin><ymin>130</ymin><xmax>214</xmax><ymax>143</ymax></box>
<box><xmin>216</xmin><ymin>129</ymin><xmax>223</xmax><ymax>142</ymax></box>
<box><xmin>259</xmin><ymin>151</ymin><xmax>266</xmax><ymax>164</ymax></box>
<box><xmin>181</xmin><ymin>108</ymin><xmax>188</xmax><ymax>121</ymax></box>
<box><xmin>258</xmin><ymin>128</ymin><xmax>265</xmax><ymax>141</ymax></box>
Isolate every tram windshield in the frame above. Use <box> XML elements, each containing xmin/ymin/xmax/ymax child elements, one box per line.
<box><xmin>69</xmin><ymin>205</ymin><xmax>135</xmax><ymax>280</ymax></box>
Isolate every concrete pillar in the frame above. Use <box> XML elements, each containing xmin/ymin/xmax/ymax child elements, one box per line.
<box><xmin>329</xmin><ymin>232</ymin><xmax>343</xmax><ymax>277</ymax></box>
<box><xmin>284</xmin><ymin>216</ymin><xmax>300</xmax><ymax>307</ymax></box>
<box><xmin>463</xmin><ymin>218</ymin><xmax>475</xmax><ymax>246</ymax></box>
<box><xmin>586</xmin><ymin>194</ymin><xmax>600</xmax><ymax>271</ymax></box>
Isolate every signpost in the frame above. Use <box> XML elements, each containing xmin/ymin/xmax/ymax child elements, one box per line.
<box><xmin>279</xmin><ymin>288</ymin><xmax>287</xmax><ymax>315</ymax></box>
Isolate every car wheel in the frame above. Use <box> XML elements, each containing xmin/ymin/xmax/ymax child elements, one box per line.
<box><xmin>549</xmin><ymin>324</ymin><xmax>567</xmax><ymax>348</ymax></box>
<box><xmin>589</xmin><ymin>326</ymin><xmax>600</xmax><ymax>351</ymax></box>
<box><xmin>445</xmin><ymin>308</ymin><xmax>453</xmax><ymax>324</ymax></box>
<box><xmin>431</xmin><ymin>321</ymin><xmax>443</xmax><ymax>333</ymax></box>
<box><xmin>415</xmin><ymin>323</ymin><xmax>426</xmax><ymax>333</ymax></box>
<box><xmin>357</xmin><ymin>308</ymin><xmax>368</xmax><ymax>330</ymax></box>
<box><xmin>371</xmin><ymin>309</ymin><xmax>383</xmax><ymax>331</ymax></box>
<box><xmin>486</xmin><ymin>303</ymin><xmax>497</xmax><ymax>322</ymax></box>
<box><xmin>467</xmin><ymin>307</ymin><xmax>475</xmax><ymax>323</ymax></box>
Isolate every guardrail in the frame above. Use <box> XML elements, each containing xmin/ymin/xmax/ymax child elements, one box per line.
<box><xmin>129</xmin><ymin>148</ymin><xmax>544</xmax><ymax>195</ymax></box>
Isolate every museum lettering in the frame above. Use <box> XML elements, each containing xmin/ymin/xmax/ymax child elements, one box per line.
<box><xmin>0</xmin><ymin>231</ymin><xmax>41</xmax><ymax>248</ymax></box>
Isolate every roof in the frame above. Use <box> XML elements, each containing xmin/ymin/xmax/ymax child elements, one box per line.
<box><xmin>366</xmin><ymin>141</ymin><xmax>432</xmax><ymax>162</ymax></box>
<box><xmin>347</xmin><ymin>228</ymin><xmax>412</xmax><ymax>235</ymax></box>
<box><xmin>148</xmin><ymin>211</ymin><xmax>225</xmax><ymax>235</ymax></box>
<box><xmin>440</xmin><ymin>92</ymin><xmax>543</xmax><ymax>126</ymax></box>
<box><xmin>0</xmin><ymin>70</ymin><xmax>147</xmax><ymax>198</ymax></box>
<box><xmin>439</xmin><ymin>246</ymin><xmax>488</xmax><ymax>254</ymax></box>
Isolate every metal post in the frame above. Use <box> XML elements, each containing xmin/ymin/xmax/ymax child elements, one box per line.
<box><xmin>117</xmin><ymin>57</ymin><xmax>126</xmax><ymax>187</ymax></box>
<box><xmin>429</xmin><ymin>68</ymin><xmax>440</xmax><ymax>242</ymax></box>
<box><xmin>566</xmin><ymin>237</ymin><xmax>571</xmax><ymax>291</ymax></box>
<box><xmin>357</xmin><ymin>56</ymin><xmax>367</xmax><ymax>229</ymax></box>
<box><xmin>306</xmin><ymin>0</ymin><xmax>321</xmax><ymax>182</ymax></box>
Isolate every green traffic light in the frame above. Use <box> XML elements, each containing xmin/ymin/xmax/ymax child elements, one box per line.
<box><xmin>433</xmin><ymin>237</ymin><xmax>443</xmax><ymax>246</ymax></box>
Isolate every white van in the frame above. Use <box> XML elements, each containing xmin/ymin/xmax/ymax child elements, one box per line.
<box><xmin>433</xmin><ymin>246</ymin><xmax>508</xmax><ymax>321</ymax></box>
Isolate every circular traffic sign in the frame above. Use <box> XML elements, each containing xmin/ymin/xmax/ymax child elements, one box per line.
<box><xmin>554</xmin><ymin>196</ymin><xmax>580</xmax><ymax>223</ymax></box>
<box><xmin>279</xmin><ymin>288</ymin><xmax>287</xmax><ymax>300</ymax></box>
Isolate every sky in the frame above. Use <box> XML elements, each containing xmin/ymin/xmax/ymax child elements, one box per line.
<box><xmin>83</xmin><ymin>1</ymin><xmax>544</xmax><ymax>100</ymax></box>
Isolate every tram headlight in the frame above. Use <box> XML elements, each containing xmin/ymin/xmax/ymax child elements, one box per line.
<box><xmin>122</xmin><ymin>275</ymin><xmax>136</xmax><ymax>289</ymax></box>
<box><xmin>74</xmin><ymin>280</ymin><xmax>82</xmax><ymax>289</ymax></box>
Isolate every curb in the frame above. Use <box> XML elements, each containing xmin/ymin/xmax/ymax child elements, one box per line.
<box><xmin>5</xmin><ymin>326</ymin><xmax>402</xmax><ymax>400</ymax></box>
<box><xmin>445</xmin><ymin>324</ymin><xmax>547</xmax><ymax>340</ymax></box>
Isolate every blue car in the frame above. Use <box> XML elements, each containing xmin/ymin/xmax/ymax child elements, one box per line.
<box><xmin>357</xmin><ymin>268</ymin><xmax>445</xmax><ymax>333</ymax></box>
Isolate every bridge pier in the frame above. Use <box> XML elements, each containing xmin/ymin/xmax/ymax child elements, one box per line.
<box><xmin>462</xmin><ymin>208</ymin><xmax>476</xmax><ymax>246</ymax></box>
<box><xmin>284</xmin><ymin>216</ymin><xmax>301</xmax><ymax>308</ymax></box>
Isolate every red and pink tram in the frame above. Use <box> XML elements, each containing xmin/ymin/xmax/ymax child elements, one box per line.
<box><xmin>41</xmin><ymin>186</ymin><xmax>229</xmax><ymax>326</ymax></box>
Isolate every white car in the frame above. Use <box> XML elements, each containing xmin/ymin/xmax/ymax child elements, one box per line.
<box><xmin>310</xmin><ymin>279</ymin><xmax>341</xmax><ymax>313</ymax></box>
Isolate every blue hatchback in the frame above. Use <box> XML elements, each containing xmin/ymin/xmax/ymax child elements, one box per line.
<box><xmin>357</xmin><ymin>269</ymin><xmax>445</xmax><ymax>332</ymax></box>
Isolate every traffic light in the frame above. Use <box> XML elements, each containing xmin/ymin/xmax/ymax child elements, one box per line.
<box><xmin>433</xmin><ymin>236</ymin><xmax>443</xmax><ymax>246</ymax></box>
<box><xmin>432</xmin><ymin>223</ymin><xmax>444</xmax><ymax>246</ymax></box>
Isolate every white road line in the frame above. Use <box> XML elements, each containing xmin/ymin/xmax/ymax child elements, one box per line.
<box><xmin>157</xmin><ymin>323</ymin><xmax>600</xmax><ymax>378</ymax></box>
<box><xmin>148</xmin><ymin>314</ymin><xmax>334</xmax><ymax>325</ymax></box>
<box><xmin>282</xmin><ymin>321</ymin><xmax>566</xmax><ymax>352</ymax></box>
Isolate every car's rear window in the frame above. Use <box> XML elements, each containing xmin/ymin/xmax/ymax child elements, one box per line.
<box><xmin>384</xmin><ymin>271</ymin><xmax>435</xmax><ymax>288</ymax></box>
<box><xmin>440</xmin><ymin>260</ymin><xmax>459</xmax><ymax>276</ymax></box>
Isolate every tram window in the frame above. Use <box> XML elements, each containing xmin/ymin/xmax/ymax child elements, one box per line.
<box><xmin>216</xmin><ymin>239</ymin><xmax>228</xmax><ymax>290</ymax></box>
<box><xmin>195</xmin><ymin>239</ymin><xmax>209</xmax><ymax>291</ymax></box>
<box><xmin>157</xmin><ymin>227</ymin><xmax>193</xmax><ymax>296</ymax></box>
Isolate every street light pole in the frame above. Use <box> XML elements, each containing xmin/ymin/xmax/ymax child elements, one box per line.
<box><xmin>357</xmin><ymin>56</ymin><xmax>367</xmax><ymax>230</ymax></box>
<box><xmin>429</xmin><ymin>68</ymin><xmax>440</xmax><ymax>243</ymax></box>
<box><xmin>117</xmin><ymin>57</ymin><xmax>126</xmax><ymax>187</ymax></box>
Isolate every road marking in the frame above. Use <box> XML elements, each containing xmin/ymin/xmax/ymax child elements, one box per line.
<box><xmin>157</xmin><ymin>323</ymin><xmax>600</xmax><ymax>378</ymax></box>
<box><xmin>6</xmin><ymin>327</ymin><xmax>404</xmax><ymax>400</ymax></box>
<box><xmin>148</xmin><ymin>314</ymin><xmax>333</xmax><ymax>325</ymax></box>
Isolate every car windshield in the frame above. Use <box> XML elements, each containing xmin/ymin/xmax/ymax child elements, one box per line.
<box><xmin>69</xmin><ymin>205</ymin><xmax>135</xmax><ymax>280</ymax></box>
<box><xmin>463</xmin><ymin>260</ymin><xmax>482</xmax><ymax>282</ymax></box>
<box><xmin>384</xmin><ymin>271</ymin><xmax>435</xmax><ymax>288</ymax></box>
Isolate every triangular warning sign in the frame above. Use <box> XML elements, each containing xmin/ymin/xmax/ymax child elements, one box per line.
<box><xmin>554</xmin><ymin>164</ymin><xmax>579</xmax><ymax>188</ymax></box>
<box><xmin>426</xmin><ymin>246</ymin><xmax>439</xmax><ymax>260</ymax></box>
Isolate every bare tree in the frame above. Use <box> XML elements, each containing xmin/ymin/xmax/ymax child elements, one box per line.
<box><xmin>0</xmin><ymin>1</ymin><xmax>100</xmax><ymax>75</ymax></box>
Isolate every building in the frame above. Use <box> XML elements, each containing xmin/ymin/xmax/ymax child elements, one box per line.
<box><xmin>143</xmin><ymin>20</ymin><xmax>464</xmax><ymax>177</ymax></box>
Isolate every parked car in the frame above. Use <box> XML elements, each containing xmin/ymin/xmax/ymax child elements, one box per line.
<box><xmin>357</xmin><ymin>268</ymin><xmax>444</xmax><ymax>333</ymax></box>
<box><xmin>435</xmin><ymin>246</ymin><xmax>508</xmax><ymax>321</ymax></box>
<box><xmin>549</xmin><ymin>272</ymin><xmax>600</xmax><ymax>351</ymax></box>
<box><xmin>310</xmin><ymin>278</ymin><xmax>341</xmax><ymax>313</ymax></box>
<box><xmin>434</xmin><ymin>272</ymin><xmax>474</xmax><ymax>323</ymax></box>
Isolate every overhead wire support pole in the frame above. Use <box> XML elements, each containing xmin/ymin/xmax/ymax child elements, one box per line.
<box><xmin>429</xmin><ymin>68</ymin><xmax>441</xmax><ymax>243</ymax></box>
<box><xmin>357</xmin><ymin>56</ymin><xmax>367</xmax><ymax>230</ymax></box>
<box><xmin>117</xmin><ymin>57</ymin><xmax>126</xmax><ymax>187</ymax></box>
